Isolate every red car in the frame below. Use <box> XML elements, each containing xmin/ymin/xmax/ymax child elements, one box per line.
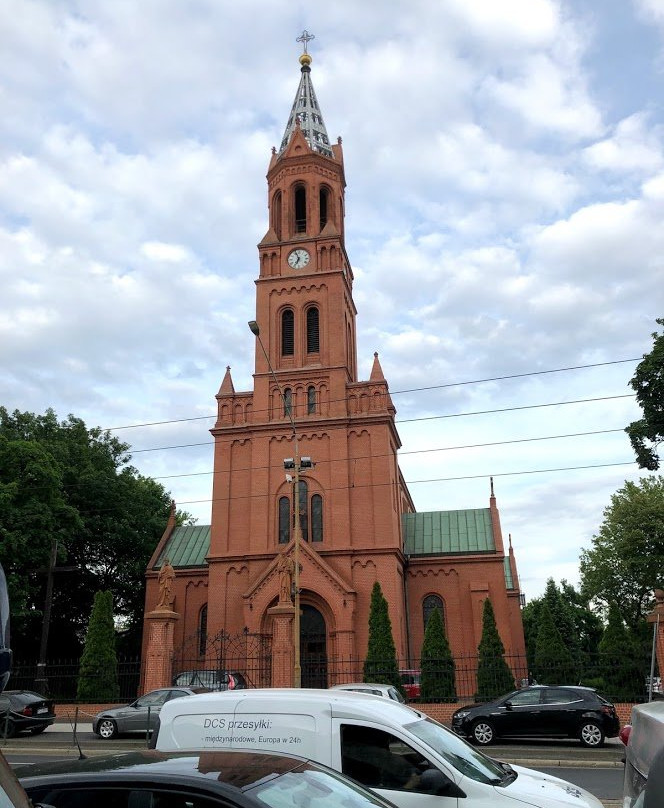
<box><xmin>399</xmin><ymin>669</ymin><xmax>420</xmax><ymax>699</ymax></box>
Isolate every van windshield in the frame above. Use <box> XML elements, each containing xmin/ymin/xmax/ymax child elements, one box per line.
<box><xmin>404</xmin><ymin>717</ymin><xmax>508</xmax><ymax>785</ymax></box>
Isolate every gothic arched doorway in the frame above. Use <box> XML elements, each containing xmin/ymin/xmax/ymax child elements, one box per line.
<box><xmin>301</xmin><ymin>604</ymin><xmax>327</xmax><ymax>688</ymax></box>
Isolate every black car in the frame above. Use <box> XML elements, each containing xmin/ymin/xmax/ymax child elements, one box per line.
<box><xmin>0</xmin><ymin>690</ymin><xmax>56</xmax><ymax>738</ymax></box>
<box><xmin>451</xmin><ymin>684</ymin><xmax>620</xmax><ymax>747</ymax></box>
<box><xmin>172</xmin><ymin>669</ymin><xmax>247</xmax><ymax>691</ymax></box>
<box><xmin>20</xmin><ymin>748</ymin><xmax>400</xmax><ymax>808</ymax></box>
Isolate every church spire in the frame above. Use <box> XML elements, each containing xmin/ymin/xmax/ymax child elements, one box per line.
<box><xmin>279</xmin><ymin>30</ymin><xmax>333</xmax><ymax>158</ymax></box>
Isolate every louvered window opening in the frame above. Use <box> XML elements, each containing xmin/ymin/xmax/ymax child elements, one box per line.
<box><xmin>307</xmin><ymin>307</ymin><xmax>320</xmax><ymax>353</ymax></box>
<box><xmin>282</xmin><ymin>310</ymin><xmax>294</xmax><ymax>355</ymax></box>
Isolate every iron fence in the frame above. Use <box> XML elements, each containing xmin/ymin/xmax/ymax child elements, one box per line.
<box><xmin>8</xmin><ymin>650</ymin><xmax>657</xmax><ymax>705</ymax></box>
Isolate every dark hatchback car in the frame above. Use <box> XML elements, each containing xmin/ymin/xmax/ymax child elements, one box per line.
<box><xmin>0</xmin><ymin>690</ymin><xmax>56</xmax><ymax>738</ymax></box>
<box><xmin>20</xmin><ymin>748</ymin><xmax>400</xmax><ymax>808</ymax></box>
<box><xmin>452</xmin><ymin>684</ymin><xmax>620</xmax><ymax>747</ymax></box>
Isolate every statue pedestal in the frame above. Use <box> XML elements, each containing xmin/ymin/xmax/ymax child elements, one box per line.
<box><xmin>268</xmin><ymin>603</ymin><xmax>295</xmax><ymax>688</ymax></box>
<box><xmin>142</xmin><ymin>608</ymin><xmax>179</xmax><ymax>694</ymax></box>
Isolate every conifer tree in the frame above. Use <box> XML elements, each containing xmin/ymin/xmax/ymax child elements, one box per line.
<box><xmin>363</xmin><ymin>582</ymin><xmax>401</xmax><ymax>690</ymax></box>
<box><xmin>597</xmin><ymin>602</ymin><xmax>645</xmax><ymax>701</ymax></box>
<box><xmin>532</xmin><ymin>602</ymin><xmax>576</xmax><ymax>684</ymax></box>
<box><xmin>476</xmin><ymin>598</ymin><xmax>515</xmax><ymax>701</ymax></box>
<box><xmin>77</xmin><ymin>590</ymin><xmax>119</xmax><ymax>702</ymax></box>
<box><xmin>420</xmin><ymin>607</ymin><xmax>456</xmax><ymax>701</ymax></box>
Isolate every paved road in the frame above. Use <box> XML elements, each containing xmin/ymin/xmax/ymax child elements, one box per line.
<box><xmin>2</xmin><ymin>724</ymin><xmax>625</xmax><ymax>805</ymax></box>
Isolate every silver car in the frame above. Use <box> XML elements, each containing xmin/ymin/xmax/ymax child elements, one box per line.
<box><xmin>330</xmin><ymin>683</ymin><xmax>405</xmax><ymax>703</ymax></box>
<box><xmin>93</xmin><ymin>687</ymin><xmax>198</xmax><ymax>739</ymax></box>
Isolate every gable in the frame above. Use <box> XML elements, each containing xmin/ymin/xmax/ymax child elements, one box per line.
<box><xmin>402</xmin><ymin>509</ymin><xmax>495</xmax><ymax>555</ymax></box>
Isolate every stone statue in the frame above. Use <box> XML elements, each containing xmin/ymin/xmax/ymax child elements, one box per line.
<box><xmin>156</xmin><ymin>558</ymin><xmax>175</xmax><ymax>610</ymax></box>
<box><xmin>277</xmin><ymin>553</ymin><xmax>295</xmax><ymax>604</ymax></box>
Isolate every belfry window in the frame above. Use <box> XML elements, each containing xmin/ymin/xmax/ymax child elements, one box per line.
<box><xmin>294</xmin><ymin>186</ymin><xmax>307</xmax><ymax>233</ymax></box>
<box><xmin>282</xmin><ymin>309</ymin><xmax>294</xmax><ymax>356</ymax></box>
<box><xmin>423</xmin><ymin>594</ymin><xmax>445</xmax><ymax>631</ymax></box>
<box><xmin>278</xmin><ymin>485</ymin><xmax>322</xmax><ymax>544</ymax></box>
<box><xmin>272</xmin><ymin>191</ymin><xmax>282</xmax><ymax>240</ymax></box>
<box><xmin>307</xmin><ymin>307</ymin><xmax>320</xmax><ymax>353</ymax></box>
<box><xmin>319</xmin><ymin>187</ymin><xmax>329</xmax><ymax>231</ymax></box>
<box><xmin>307</xmin><ymin>386</ymin><xmax>317</xmax><ymax>414</ymax></box>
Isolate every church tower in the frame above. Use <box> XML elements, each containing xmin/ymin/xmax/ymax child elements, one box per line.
<box><xmin>206</xmin><ymin>35</ymin><xmax>413</xmax><ymax>679</ymax></box>
<box><xmin>142</xmin><ymin>34</ymin><xmax>526</xmax><ymax>695</ymax></box>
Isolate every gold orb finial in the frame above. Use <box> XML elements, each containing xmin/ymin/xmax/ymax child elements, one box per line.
<box><xmin>299</xmin><ymin>52</ymin><xmax>312</xmax><ymax>66</ymax></box>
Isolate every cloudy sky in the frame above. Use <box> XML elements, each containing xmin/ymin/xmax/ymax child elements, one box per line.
<box><xmin>2</xmin><ymin>0</ymin><xmax>663</xmax><ymax>602</ymax></box>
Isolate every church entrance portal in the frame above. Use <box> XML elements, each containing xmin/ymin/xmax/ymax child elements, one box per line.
<box><xmin>301</xmin><ymin>604</ymin><xmax>327</xmax><ymax>688</ymax></box>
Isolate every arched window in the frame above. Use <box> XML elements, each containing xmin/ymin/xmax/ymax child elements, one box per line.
<box><xmin>282</xmin><ymin>310</ymin><xmax>294</xmax><ymax>356</ymax></box>
<box><xmin>423</xmin><ymin>594</ymin><xmax>445</xmax><ymax>631</ymax></box>
<box><xmin>307</xmin><ymin>307</ymin><xmax>320</xmax><ymax>353</ymax></box>
<box><xmin>297</xmin><ymin>480</ymin><xmax>309</xmax><ymax>542</ymax></box>
<box><xmin>278</xmin><ymin>496</ymin><xmax>290</xmax><ymax>544</ymax></box>
<box><xmin>198</xmin><ymin>604</ymin><xmax>208</xmax><ymax>656</ymax></box>
<box><xmin>307</xmin><ymin>386</ymin><xmax>317</xmax><ymax>414</ymax></box>
<box><xmin>294</xmin><ymin>185</ymin><xmax>307</xmax><ymax>233</ymax></box>
<box><xmin>319</xmin><ymin>187</ymin><xmax>329</xmax><ymax>231</ymax></box>
<box><xmin>283</xmin><ymin>388</ymin><xmax>292</xmax><ymax>418</ymax></box>
<box><xmin>311</xmin><ymin>494</ymin><xmax>323</xmax><ymax>542</ymax></box>
<box><xmin>272</xmin><ymin>190</ymin><xmax>282</xmax><ymax>240</ymax></box>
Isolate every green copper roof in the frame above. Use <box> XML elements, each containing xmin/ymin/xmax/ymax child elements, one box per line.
<box><xmin>503</xmin><ymin>555</ymin><xmax>514</xmax><ymax>589</ymax></box>
<box><xmin>155</xmin><ymin>525</ymin><xmax>210</xmax><ymax>569</ymax></box>
<box><xmin>402</xmin><ymin>509</ymin><xmax>495</xmax><ymax>555</ymax></box>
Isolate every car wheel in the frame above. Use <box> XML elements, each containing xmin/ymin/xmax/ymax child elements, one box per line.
<box><xmin>97</xmin><ymin>718</ymin><xmax>118</xmax><ymax>740</ymax></box>
<box><xmin>579</xmin><ymin>720</ymin><xmax>604</xmax><ymax>747</ymax></box>
<box><xmin>0</xmin><ymin>719</ymin><xmax>16</xmax><ymax>739</ymax></box>
<box><xmin>471</xmin><ymin>719</ymin><xmax>495</xmax><ymax>745</ymax></box>
<box><xmin>29</xmin><ymin>725</ymin><xmax>47</xmax><ymax>735</ymax></box>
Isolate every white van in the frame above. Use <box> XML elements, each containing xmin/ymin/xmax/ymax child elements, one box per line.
<box><xmin>153</xmin><ymin>688</ymin><xmax>602</xmax><ymax>808</ymax></box>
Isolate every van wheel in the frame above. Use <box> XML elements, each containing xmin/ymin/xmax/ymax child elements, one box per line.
<box><xmin>579</xmin><ymin>721</ymin><xmax>604</xmax><ymax>747</ymax></box>
<box><xmin>471</xmin><ymin>719</ymin><xmax>495</xmax><ymax>745</ymax></box>
<box><xmin>97</xmin><ymin>718</ymin><xmax>118</xmax><ymax>740</ymax></box>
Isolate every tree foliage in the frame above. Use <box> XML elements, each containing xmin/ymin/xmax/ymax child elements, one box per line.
<box><xmin>419</xmin><ymin>607</ymin><xmax>456</xmax><ymax>701</ymax></box>
<box><xmin>363</xmin><ymin>582</ymin><xmax>401</xmax><ymax>690</ymax></box>
<box><xmin>533</xmin><ymin>603</ymin><xmax>576</xmax><ymax>684</ymax></box>
<box><xmin>77</xmin><ymin>591</ymin><xmax>119</xmax><ymax>702</ymax></box>
<box><xmin>0</xmin><ymin>408</ymin><xmax>191</xmax><ymax>657</ymax></box>
<box><xmin>595</xmin><ymin>602</ymin><xmax>645</xmax><ymax>702</ymax></box>
<box><xmin>626</xmin><ymin>319</ymin><xmax>664</xmax><ymax>470</ymax></box>
<box><xmin>579</xmin><ymin>476</ymin><xmax>664</xmax><ymax>630</ymax></box>
<box><xmin>476</xmin><ymin>599</ymin><xmax>515</xmax><ymax>701</ymax></box>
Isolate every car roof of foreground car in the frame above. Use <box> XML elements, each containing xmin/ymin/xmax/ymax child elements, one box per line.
<box><xmin>20</xmin><ymin>749</ymin><xmax>315</xmax><ymax>789</ymax></box>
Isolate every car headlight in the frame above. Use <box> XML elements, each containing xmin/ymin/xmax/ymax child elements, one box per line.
<box><xmin>454</xmin><ymin>711</ymin><xmax>470</xmax><ymax>719</ymax></box>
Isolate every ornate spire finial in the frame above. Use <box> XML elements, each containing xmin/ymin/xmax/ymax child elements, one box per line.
<box><xmin>490</xmin><ymin>476</ymin><xmax>495</xmax><ymax>497</ymax></box>
<box><xmin>297</xmin><ymin>29</ymin><xmax>315</xmax><ymax>54</ymax></box>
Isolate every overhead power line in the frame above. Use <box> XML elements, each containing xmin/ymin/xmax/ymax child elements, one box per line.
<box><xmin>105</xmin><ymin>357</ymin><xmax>641</xmax><ymax>433</ymax></box>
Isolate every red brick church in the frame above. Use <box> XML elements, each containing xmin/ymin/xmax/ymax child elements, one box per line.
<box><xmin>141</xmin><ymin>37</ymin><xmax>526</xmax><ymax>693</ymax></box>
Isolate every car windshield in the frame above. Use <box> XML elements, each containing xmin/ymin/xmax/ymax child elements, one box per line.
<box><xmin>248</xmin><ymin>765</ymin><xmax>394</xmax><ymax>808</ymax></box>
<box><xmin>405</xmin><ymin>717</ymin><xmax>508</xmax><ymax>785</ymax></box>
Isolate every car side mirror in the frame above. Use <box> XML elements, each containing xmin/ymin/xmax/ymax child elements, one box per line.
<box><xmin>419</xmin><ymin>769</ymin><xmax>466</xmax><ymax>798</ymax></box>
<box><xmin>504</xmin><ymin>700</ymin><xmax>513</xmax><ymax>710</ymax></box>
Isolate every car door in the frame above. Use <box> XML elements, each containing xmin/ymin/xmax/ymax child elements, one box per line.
<box><xmin>337</xmin><ymin>722</ymin><xmax>462</xmax><ymax>808</ymax></box>
<box><xmin>124</xmin><ymin>690</ymin><xmax>171</xmax><ymax>732</ymax></box>
<box><xmin>539</xmin><ymin>687</ymin><xmax>584</xmax><ymax>736</ymax></box>
<box><xmin>493</xmin><ymin>688</ymin><xmax>543</xmax><ymax>737</ymax></box>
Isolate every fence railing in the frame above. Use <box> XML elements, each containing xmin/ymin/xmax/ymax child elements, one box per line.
<box><xmin>9</xmin><ymin>651</ymin><xmax>657</xmax><ymax>705</ymax></box>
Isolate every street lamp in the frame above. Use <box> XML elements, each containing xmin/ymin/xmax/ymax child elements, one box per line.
<box><xmin>248</xmin><ymin>320</ymin><xmax>313</xmax><ymax>688</ymax></box>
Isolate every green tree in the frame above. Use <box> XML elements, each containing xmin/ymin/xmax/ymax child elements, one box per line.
<box><xmin>579</xmin><ymin>476</ymin><xmax>664</xmax><ymax>631</ymax></box>
<box><xmin>626</xmin><ymin>318</ymin><xmax>664</xmax><ymax>470</ymax></box>
<box><xmin>596</xmin><ymin>602</ymin><xmax>646</xmax><ymax>702</ymax></box>
<box><xmin>533</xmin><ymin>603</ymin><xmax>576</xmax><ymax>684</ymax></box>
<box><xmin>559</xmin><ymin>580</ymin><xmax>603</xmax><ymax>657</ymax></box>
<box><xmin>363</xmin><ymin>582</ymin><xmax>401</xmax><ymax>690</ymax></box>
<box><xmin>77</xmin><ymin>591</ymin><xmax>119</xmax><ymax>702</ymax></box>
<box><xmin>0</xmin><ymin>408</ymin><xmax>191</xmax><ymax>657</ymax></box>
<box><xmin>420</xmin><ymin>607</ymin><xmax>456</xmax><ymax>701</ymax></box>
<box><xmin>476</xmin><ymin>599</ymin><xmax>515</xmax><ymax>701</ymax></box>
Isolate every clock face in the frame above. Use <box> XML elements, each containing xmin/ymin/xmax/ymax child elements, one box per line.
<box><xmin>288</xmin><ymin>248</ymin><xmax>310</xmax><ymax>269</ymax></box>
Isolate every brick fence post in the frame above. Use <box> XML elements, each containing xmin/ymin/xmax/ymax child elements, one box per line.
<box><xmin>646</xmin><ymin>589</ymin><xmax>664</xmax><ymax>691</ymax></box>
<box><xmin>143</xmin><ymin>608</ymin><xmax>179</xmax><ymax>694</ymax></box>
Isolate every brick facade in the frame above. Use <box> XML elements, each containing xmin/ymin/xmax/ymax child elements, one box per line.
<box><xmin>142</xmin><ymin>50</ymin><xmax>526</xmax><ymax>694</ymax></box>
